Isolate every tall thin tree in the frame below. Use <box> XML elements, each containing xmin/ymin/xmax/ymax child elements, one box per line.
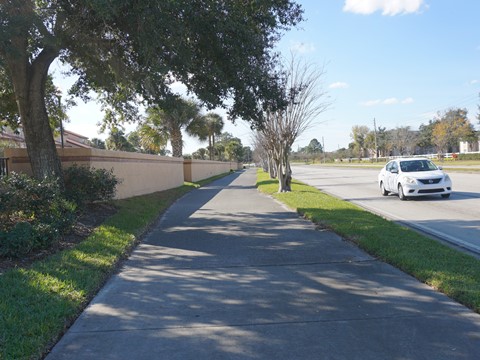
<box><xmin>258</xmin><ymin>55</ymin><xmax>330</xmax><ymax>192</ymax></box>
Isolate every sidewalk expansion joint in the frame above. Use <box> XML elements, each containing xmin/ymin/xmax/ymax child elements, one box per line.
<box><xmin>126</xmin><ymin>258</ymin><xmax>378</xmax><ymax>272</ymax></box>
<box><xmin>71</xmin><ymin>313</ymin><xmax>422</xmax><ymax>335</ymax></box>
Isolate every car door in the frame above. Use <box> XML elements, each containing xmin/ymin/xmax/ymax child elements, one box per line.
<box><xmin>387</xmin><ymin>161</ymin><xmax>399</xmax><ymax>192</ymax></box>
<box><xmin>382</xmin><ymin>161</ymin><xmax>393</xmax><ymax>191</ymax></box>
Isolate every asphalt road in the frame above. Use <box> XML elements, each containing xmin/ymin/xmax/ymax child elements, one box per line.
<box><xmin>291</xmin><ymin>164</ymin><xmax>480</xmax><ymax>254</ymax></box>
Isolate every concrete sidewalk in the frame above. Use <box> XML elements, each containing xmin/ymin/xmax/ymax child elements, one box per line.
<box><xmin>47</xmin><ymin>169</ymin><xmax>480</xmax><ymax>359</ymax></box>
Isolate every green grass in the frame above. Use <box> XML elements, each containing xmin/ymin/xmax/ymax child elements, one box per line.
<box><xmin>257</xmin><ymin>170</ymin><xmax>480</xmax><ymax>313</ymax></box>
<box><xmin>0</xmin><ymin>173</ymin><xmax>230</xmax><ymax>360</ymax></box>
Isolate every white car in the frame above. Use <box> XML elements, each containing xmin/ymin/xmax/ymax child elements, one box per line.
<box><xmin>378</xmin><ymin>158</ymin><xmax>452</xmax><ymax>200</ymax></box>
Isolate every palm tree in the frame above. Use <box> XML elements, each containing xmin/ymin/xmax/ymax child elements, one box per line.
<box><xmin>188</xmin><ymin>112</ymin><xmax>224</xmax><ymax>160</ymax></box>
<box><xmin>137</xmin><ymin>111</ymin><xmax>169</xmax><ymax>154</ymax></box>
<box><xmin>142</xmin><ymin>98</ymin><xmax>201</xmax><ymax>158</ymax></box>
<box><xmin>105</xmin><ymin>127</ymin><xmax>135</xmax><ymax>152</ymax></box>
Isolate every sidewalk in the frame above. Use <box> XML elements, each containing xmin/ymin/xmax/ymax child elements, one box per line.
<box><xmin>47</xmin><ymin>169</ymin><xmax>480</xmax><ymax>359</ymax></box>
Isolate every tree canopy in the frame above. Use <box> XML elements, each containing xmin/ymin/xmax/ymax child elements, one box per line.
<box><xmin>303</xmin><ymin>138</ymin><xmax>323</xmax><ymax>154</ymax></box>
<box><xmin>0</xmin><ymin>0</ymin><xmax>303</xmax><ymax>180</ymax></box>
<box><xmin>141</xmin><ymin>98</ymin><xmax>201</xmax><ymax>157</ymax></box>
<box><xmin>346</xmin><ymin>108</ymin><xmax>476</xmax><ymax>158</ymax></box>
<box><xmin>188</xmin><ymin>112</ymin><xmax>225</xmax><ymax>160</ymax></box>
<box><xmin>432</xmin><ymin>108</ymin><xmax>476</xmax><ymax>153</ymax></box>
<box><xmin>0</xmin><ymin>69</ymin><xmax>67</xmax><ymax>134</ymax></box>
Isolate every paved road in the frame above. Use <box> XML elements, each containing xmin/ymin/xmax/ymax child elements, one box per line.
<box><xmin>46</xmin><ymin>169</ymin><xmax>480</xmax><ymax>359</ymax></box>
<box><xmin>291</xmin><ymin>165</ymin><xmax>480</xmax><ymax>254</ymax></box>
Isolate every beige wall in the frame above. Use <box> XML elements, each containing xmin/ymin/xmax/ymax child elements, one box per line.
<box><xmin>4</xmin><ymin>148</ymin><xmax>243</xmax><ymax>199</ymax></box>
<box><xmin>5</xmin><ymin>148</ymin><xmax>184</xmax><ymax>199</ymax></box>
<box><xmin>184</xmin><ymin>159</ymin><xmax>242</xmax><ymax>182</ymax></box>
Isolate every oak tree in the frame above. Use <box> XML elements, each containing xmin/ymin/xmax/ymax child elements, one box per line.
<box><xmin>0</xmin><ymin>0</ymin><xmax>303</xmax><ymax>181</ymax></box>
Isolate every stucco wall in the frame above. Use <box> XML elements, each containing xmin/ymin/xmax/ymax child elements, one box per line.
<box><xmin>183</xmin><ymin>159</ymin><xmax>242</xmax><ymax>182</ymax></box>
<box><xmin>4</xmin><ymin>148</ymin><xmax>184</xmax><ymax>199</ymax></box>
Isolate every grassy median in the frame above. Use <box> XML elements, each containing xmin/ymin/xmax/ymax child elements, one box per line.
<box><xmin>0</xmin><ymin>174</ymin><xmax>229</xmax><ymax>360</ymax></box>
<box><xmin>257</xmin><ymin>169</ymin><xmax>480</xmax><ymax>313</ymax></box>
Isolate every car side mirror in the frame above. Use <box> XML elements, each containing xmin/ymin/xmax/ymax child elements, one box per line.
<box><xmin>391</xmin><ymin>169</ymin><xmax>398</xmax><ymax>174</ymax></box>
<box><xmin>438</xmin><ymin>166</ymin><xmax>443</xmax><ymax>170</ymax></box>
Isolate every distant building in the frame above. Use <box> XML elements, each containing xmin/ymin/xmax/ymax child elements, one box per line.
<box><xmin>459</xmin><ymin>132</ymin><xmax>480</xmax><ymax>153</ymax></box>
<box><xmin>57</xmin><ymin>129</ymin><xmax>91</xmax><ymax>148</ymax></box>
<box><xmin>0</xmin><ymin>127</ymin><xmax>26</xmax><ymax>148</ymax></box>
<box><xmin>1</xmin><ymin>126</ymin><xmax>91</xmax><ymax>150</ymax></box>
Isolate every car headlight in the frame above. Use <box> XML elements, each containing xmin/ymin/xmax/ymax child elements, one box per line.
<box><xmin>444</xmin><ymin>174</ymin><xmax>451</xmax><ymax>182</ymax></box>
<box><xmin>403</xmin><ymin>176</ymin><xmax>417</xmax><ymax>184</ymax></box>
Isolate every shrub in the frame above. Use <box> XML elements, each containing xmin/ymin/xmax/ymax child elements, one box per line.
<box><xmin>63</xmin><ymin>165</ymin><xmax>120</xmax><ymax>207</ymax></box>
<box><xmin>458</xmin><ymin>153</ymin><xmax>480</xmax><ymax>161</ymax></box>
<box><xmin>0</xmin><ymin>173</ymin><xmax>77</xmax><ymax>257</ymax></box>
<box><xmin>0</xmin><ymin>222</ymin><xmax>35</xmax><ymax>257</ymax></box>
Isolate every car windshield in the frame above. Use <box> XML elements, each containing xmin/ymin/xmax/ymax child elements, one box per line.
<box><xmin>400</xmin><ymin>160</ymin><xmax>438</xmax><ymax>172</ymax></box>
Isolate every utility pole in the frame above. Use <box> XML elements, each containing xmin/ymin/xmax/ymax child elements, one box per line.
<box><xmin>322</xmin><ymin>136</ymin><xmax>326</xmax><ymax>163</ymax></box>
<box><xmin>373</xmin><ymin>118</ymin><xmax>378</xmax><ymax>162</ymax></box>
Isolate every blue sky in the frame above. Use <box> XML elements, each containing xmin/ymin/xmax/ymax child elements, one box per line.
<box><xmin>57</xmin><ymin>0</ymin><xmax>480</xmax><ymax>153</ymax></box>
<box><xmin>280</xmin><ymin>0</ymin><xmax>480</xmax><ymax>151</ymax></box>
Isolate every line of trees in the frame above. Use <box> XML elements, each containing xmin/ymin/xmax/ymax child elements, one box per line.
<box><xmin>191</xmin><ymin>132</ymin><xmax>252</xmax><ymax>163</ymax></box>
<box><xmin>89</xmin><ymin>107</ymin><xmax>250</xmax><ymax>163</ymax></box>
<box><xmin>290</xmin><ymin>138</ymin><xmax>324</xmax><ymax>163</ymax></box>
<box><xmin>347</xmin><ymin>108</ymin><xmax>478</xmax><ymax>158</ymax></box>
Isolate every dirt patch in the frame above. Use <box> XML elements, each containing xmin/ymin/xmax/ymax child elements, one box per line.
<box><xmin>0</xmin><ymin>203</ymin><xmax>118</xmax><ymax>273</ymax></box>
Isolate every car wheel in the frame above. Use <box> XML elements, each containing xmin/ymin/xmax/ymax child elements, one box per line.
<box><xmin>380</xmin><ymin>182</ymin><xmax>389</xmax><ymax>196</ymax></box>
<box><xmin>441</xmin><ymin>194</ymin><xmax>450</xmax><ymax>199</ymax></box>
<box><xmin>398</xmin><ymin>184</ymin><xmax>408</xmax><ymax>201</ymax></box>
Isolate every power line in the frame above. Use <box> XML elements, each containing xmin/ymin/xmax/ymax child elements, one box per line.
<box><xmin>383</xmin><ymin>93</ymin><xmax>479</xmax><ymax>129</ymax></box>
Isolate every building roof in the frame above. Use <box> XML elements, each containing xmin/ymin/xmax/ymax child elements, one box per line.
<box><xmin>63</xmin><ymin>129</ymin><xmax>89</xmax><ymax>140</ymax></box>
<box><xmin>1</xmin><ymin>126</ymin><xmax>91</xmax><ymax>149</ymax></box>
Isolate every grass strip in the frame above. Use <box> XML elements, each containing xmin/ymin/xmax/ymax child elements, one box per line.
<box><xmin>257</xmin><ymin>170</ymin><xmax>480</xmax><ymax>313</ymax></box>
<box><xmin>0</xmin><ymin>173</ymin><xmax>230</xmax><ymax>360</ymax></box>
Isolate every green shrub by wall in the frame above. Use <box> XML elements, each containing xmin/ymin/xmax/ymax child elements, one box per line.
<box><xmin>64</xmin><ymin>165</ymin><xmax>120</xmax><ymax>207</ymax></box>
<box><xmin>0</xmin><ymin>173</ymin><xmax>76</xmax><ymax>257</ymax></box>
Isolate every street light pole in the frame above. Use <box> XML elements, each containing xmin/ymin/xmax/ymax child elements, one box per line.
<box><xmin>56</xmin><ymin>89</ymin><xmax>64</xmax><ymax>148</ymax></box>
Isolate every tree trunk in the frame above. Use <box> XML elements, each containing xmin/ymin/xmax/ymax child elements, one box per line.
<box><xmin>212</xmin><ymin>134</ymin><xmax>216</xmax><ymax>160</ymax></box>
<box><xmin>170</xmin><ymin>126</ymin><xmax>183</xmax><ymax>158</ymax></box>
<box><xmin>6</xmin><ymin>33</ymin><xmax>63</xmax><ymax>182</ymax></box>
<box><xmin>285</xmin><ymin>159</ymin><xmax>292</xmax><ymax>190</ymax></box>
<box><xmin>23</xmin><ymin>82</ymin><xmax>63</xmax><ymax>181</ymax></box>
<box><xmin>268</xmin><ymin>152</ymin><xmax>276</xmax><ymax>179</ymax></box>
<box><xmin>208</xmin><ymin>135</ymin><xmax>213</xmax><ymax>160</ymax></box>
<box><xmin>277</xmin><ymin>167</ymin><xmax>291</xmax><ymax>192</ymax></box>
<box><xmin>277</xmin><ymin>147</ymin><xmax>292</xmax><ymax>193</ymax></box>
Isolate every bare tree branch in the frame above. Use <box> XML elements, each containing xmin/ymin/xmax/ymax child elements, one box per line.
<box><xmin>255</xmin><ymin>54</ymin><xmax>331</xmax><ymax>192</ymax></box>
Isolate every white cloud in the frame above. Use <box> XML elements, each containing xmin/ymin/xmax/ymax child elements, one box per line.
<box><xmin>343</xmin><ymin>0</ymin><xmax>426</xmax><ymax>16</ymax></box>
<box><xmin>470</xmin><ymin>80</ymin><xmax>479</xmax><ymax>85</ymax></box>
<box><xmin>329</xmin><ymin>82</ymin><xmax>350</xmax><ymax>89</ymax></box>
<box><xmin>290</xmin><ymin>42</ymin><xmax>316</xmax><ymax>54</ymax></box>
<box><xmin>361</xmin><ymin>99</ymin><xmax>381</xmax><ymax>107</ymax></box>
<box><xmin>383</xmin><ymin>97</ymin><xmax>398</xmax><ymax>105</ymax></box>
<box><xmin>361</xmin><ymin>97</ymin><xmax>413</xmax><ymax>106</ymax></box>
